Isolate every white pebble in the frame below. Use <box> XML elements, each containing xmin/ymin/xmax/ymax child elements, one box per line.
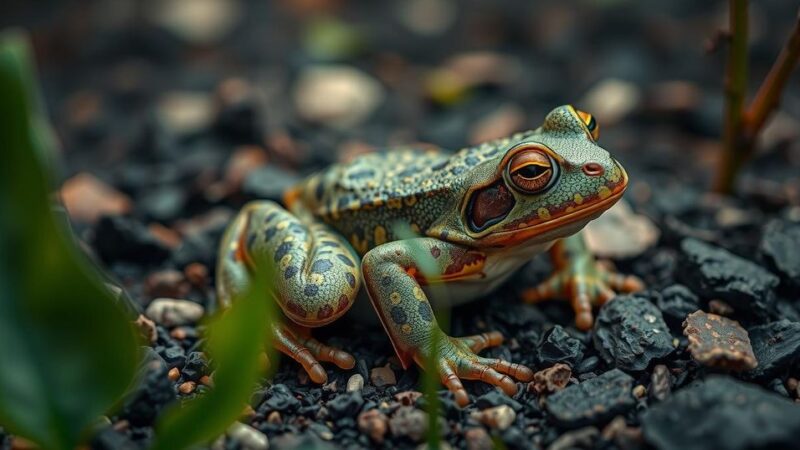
<box><xmin>227</xmin><ymin>422</ymin><xmax>269</xmax><ymax>450</ymax></box>
<box><xmin>145</xmin><ymin>298</ymin><xmax>204</xmax><ymax>327</ymax></box>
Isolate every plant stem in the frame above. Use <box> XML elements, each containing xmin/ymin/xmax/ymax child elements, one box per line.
<box><xmin>715</xmin><ymin>0</ymin><xmax>749</xmax><ymax>194</ymax></box>
<box><xmin>743</xmin><ymin>10</ymin><xmax>800</xmax><ymax>140</ymax></box>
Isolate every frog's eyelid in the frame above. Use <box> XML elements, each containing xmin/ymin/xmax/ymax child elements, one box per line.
<box><xmin>511</xmin><ymin>160</ymin><xmax>550</xmax><ymax>172</ymax></box>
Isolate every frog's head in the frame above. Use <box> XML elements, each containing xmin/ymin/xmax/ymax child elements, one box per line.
<box><xmin>461</xmin><ymin>105</ymin><xmax>627</xmax><ymax>247</ymax></box>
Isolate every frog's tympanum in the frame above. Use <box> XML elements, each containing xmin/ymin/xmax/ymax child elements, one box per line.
<box><xmin>217</xmin><ymin>105</ymin><xmax>643</xmax><ymax>405</ymax></box>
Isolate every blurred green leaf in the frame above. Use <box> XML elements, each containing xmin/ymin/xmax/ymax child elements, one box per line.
<box><xmin>151</xmin><ymin>261</ymin><xmax>275</xmax><ymax>450</ymax></box>
<box><xmin>0</xmin><ymin>30</ymin><xmax>141</xmax><ymax>449</ymax></box>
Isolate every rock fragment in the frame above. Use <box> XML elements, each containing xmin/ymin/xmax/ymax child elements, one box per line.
<box><xmin>61</xmin><ymin>173</ymin><xmax>132</xmax><ymax>223</ymax></box>
<box><xmin>648</xmin><ymin>364</ymin><xmax>672</xmax><ymax>402</ymax></box>
<box><xmin>370</xmin><ymin>363</ymin><xmax>396</xmax><ymax>387</ymax></box>
<box><xmin>530</xmin><ymin>363</ymin><xmax>572</xmax><ymax>395</ymax></box>
<box><xmin>293</xmin><ymin>65</ymin><xmax>384</xmax><ymax>128</ymax></box>
<box><xmin>759</xmin><ymin>219</ymin><xmax>800</xmax><ymax>290</ymax></box>
<box><xmin>584</xmin><ymin>199</ymin><xmax>660</xmax><ymax>258</ymax></box>
<box><xmin>545</xmin><ymin>369</ymin><xmax>635</xmax><ymax>428</ymax></box>
<box><xmin>678</xmin><ymin>238</ymin><xmax>779</xmax><ymax>318</ymax></box>
<box><xmin>746</xmin><ymin>320</ymin><xmax>800</xmax><ymax>379</ymax></box>
<box><xmin>227</xmin><ymin>421</ymin><xmax>268</xmax><ymax>450</ymax></box>
<box><xmin>656</xmin><ymin>284</ymin><xmax>700</xmax><ymax>328</ymax></box>
<box><xmin>357</xmin><ymin>409</ymin><xmax>388</xmax><ymax>444</ymax></box>
<box><xmin>641</xmin><ymin>376</ymin><xmax>800</xmax><ymax>450</ymax></box>
<box><xmin>472</xmin><ymin>405</ymin><xmax>516</xmax><ymax>431</ymax></box>
<box><xmin>537</xmin><ymin>325</ymin><xmax>584</xmax><ymax>367</ymax></box>
<box><xmin>388</xmin><ymin>406</ymin><xmax>428</xmax><ymax>442</ymax></box>
<box><xmin>593</xmin><ymin>293</ymin><xmax>673</xmax><ymax>371</ymax></box>
<box><xmin>346</xmin><ymin>374</ymin><xmax>364</xmax><ymax>392</ymax></box>
<box><xmin>682</xmin><ymin>310</ymin><xmax>757</xmax><ymax>371</ymax></box>
<box><xmin>145</xmin><ymin>298</ymin><xmax>205</xmax><ymax>327</ymax></box>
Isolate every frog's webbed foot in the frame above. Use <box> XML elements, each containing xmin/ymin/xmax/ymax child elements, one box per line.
<box><xmin>521</xmin><ymin>236</ymin><xmax>644</xmax><ymax>331</ymax></box>
<box><xmin>522</xmin><ymin>265</ymin><xmax>643</xmax><ymax>330</ymax></box>
<box><xmin>273</xmin><ymin>323</ymin><xmax>355</xmax><ymax>384</ymax></box>
<box><xmin>429</xmin><ymin>332</ymin><xmax>534</xmax><ymax>407</ymax></box>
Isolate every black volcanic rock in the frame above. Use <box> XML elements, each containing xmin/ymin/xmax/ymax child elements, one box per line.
<box><xmin>537</xmin><ymin>325</ymin><xmax>585</xmax><ymax>367</ymax></box>
<box><xmin>678</xmin><ymin>238</ymin><xmax>779</xmax><ymax>318</ymax></box>
<box><xmin>545</xmin><ymin>369</ymin><xmax>635</xmax><ymax>428</ymax></box>
<box><xmin>746</xmin><ymin>320</ymin><xmax>800</xmax><ymax>380</ymax></box>
<box><xmin>760</xmin><ymin>219</ymin><xmax>800</xmax><ymax>290</ymax></box>
<box><xmin>641</xmin><ymin>376</ymin><xmax>800</xmax><ymax>450</ymax></box>
<box><xmin>593</xmin><ymin>292</ymin><xmax>674</xmax><ymax>371</ymax></box>
<box><xmin>656</xmin><ymin>284</ymin><xmax>700</xmax><ymax>328</ymax></box>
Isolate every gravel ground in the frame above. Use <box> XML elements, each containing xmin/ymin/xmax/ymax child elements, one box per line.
<box><xmin>2</xmin><ymin>0</ymin><xmax>800</xmax><ymax>449</ymax></box>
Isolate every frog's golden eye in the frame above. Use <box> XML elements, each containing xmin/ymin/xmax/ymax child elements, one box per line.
<box><xmin>576</xmin><ymin>110</ymin><xmax>599</xmax><ymax>140</ymax></box>
<box><xmin>507</xmin><ymin>149</ymin><xmax>557</xmax><ymax>194</ymax></box>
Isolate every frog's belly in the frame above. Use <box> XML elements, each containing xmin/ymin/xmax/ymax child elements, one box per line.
<box><xmin>345</xmin><ymin>239</ymin><xmax>555</xmax><ymax>324</ymax></box>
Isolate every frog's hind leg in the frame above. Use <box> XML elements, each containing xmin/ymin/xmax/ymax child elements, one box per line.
<box><xmin>216</xmin><ymin>200</ymin><xmax>361</xmax><ymax>383</ymax></box>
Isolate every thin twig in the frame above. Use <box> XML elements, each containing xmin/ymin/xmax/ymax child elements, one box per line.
<box><xmin>743</xmin><ymin>10</ymin><xmax>800</xmax><ymax>141</ymax></box>
<box><xmin>714</xmin><ymin>0</ymin><xmax>749</xmax><ymax>193</ymax></box>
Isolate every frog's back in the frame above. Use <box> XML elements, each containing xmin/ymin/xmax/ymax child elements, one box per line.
<box><xmin>288</xmin><ymin>134</ymin><xmax>534</xmax><ymax>254</ymax></box>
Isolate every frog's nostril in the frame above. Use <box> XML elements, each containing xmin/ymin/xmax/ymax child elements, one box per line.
<box><xmin>582</xmin><ymin>162</ymin><xmax>604</xmax><ymax>177</ymax></box>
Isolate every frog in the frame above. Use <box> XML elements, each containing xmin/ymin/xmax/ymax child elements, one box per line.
<box><xmin>216</xmin><ymin>105</ymin><xmax>643</xmax><ymax>406</ymax></box>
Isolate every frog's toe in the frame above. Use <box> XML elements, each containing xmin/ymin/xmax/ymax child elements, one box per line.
<box><xmin>521</xmin><ymin>272</ymin><xmax>566</xmax><ymax>304</ymax></box>
<box><xmin>600</xmin><ymin>270</ymin><xmax>645</xmax><ymax>293</ymax></box>
<box><xmin>477</xmin><ymin>356</ymin><xmax>534</xmax><ymax>382</ymax></box>
<box><xmin>457</xmin><ymin>331</ymin><xmax>504</xmax><ymax>353</ymax></box>
<box><xmin>298</xmin><ymin>334</ymin><xmax>356</xmax><ymax>370</ymax></box>
<box><xmin>436</xmin><ymin>338</ymin><xmax>534</xmax><ymax>407</ymax></box>
<box><xmin>272</xmin><ymin>324</ymin><xmax>356</xmax><ymax>384</ymax></box>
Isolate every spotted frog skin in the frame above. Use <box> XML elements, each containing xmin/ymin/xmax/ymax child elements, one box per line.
<box><xmin>217</xmin><ymin>105</ymin><xmax>643</xmax><ymax>405</ymax></box>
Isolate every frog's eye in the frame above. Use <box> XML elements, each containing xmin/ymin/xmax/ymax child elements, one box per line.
<box><xmin>576</xmin><ymin>109</ymin><xmax>600</xmax><ymax>141</ymax></box>
<box><xmin>507</xmin><ymin>149</ymin><xmax>557</xmax><ymax>194</ymax></box>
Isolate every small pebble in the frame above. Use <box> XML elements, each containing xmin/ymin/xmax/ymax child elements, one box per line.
<box><xmin>60</xmin><ymin>172</ymin><xmax>132</xmax><ymax>223</ymax></box>
<box><xmin>145</xmin><ymin>298</ymin><xmax>205</xmax><ymax>327</ymax></box>
<box><xmin>227</xmin><ymin>421</ymin><xmax>268</xmax><ymax>450</ymax></box>
<box><xmin>584</xmin><ymin>200</ymin><xmax>659</xmax><ymax>258</ymax></box>
<box><xmin>579</xmin><ymin>78</ymin><xmax>641</xmax><ymax>125</ymax></box>
<box><xmin>168</xmin><ymin>367</ymin><xmax>180</xmax><ymax>381</ymax></box>
<box><xmin>184</xmin><ymin>262</ymin><xmax>209</xmax><ymax>287</ymax></box>
<box><xmin>145</xmin><ymin>270</ymin><xmax>190</xmax><ymax>299</ymax></box>
<box><xmin>632</xmin><ymin>384</ymin><xmax>647</xmax><ymax>399</ymax></box>
<box><xmin>293</xmin><ymin>65</ymin><xmax>384</xmax><ymax>128</ymax></box>
<box><xmin>530</xmin><ymin>363</ymin><xmax>572</xmax><ymax>395</ymax></box>
<box><xmin>464</xmin><ymin>427</ymin><xmax>493</xmax><ymax>450</ymax></box>
<box><xmin>358</xmin><ymin>409</ymin><xmax>388</xmax><ymax>444</ymax></box>
<box><xmin>546</xmin><ymin>426</ymin><xmax>598</xmax><ymax>450</ymax></box>
<box><xmin>472</xmin><ymin>405</ymin><xmax>516</xmax><ymax>431</ymax></box>
<box><xmin>346</xmin><ymin>373</ymin><xmax>364</xmax><ymax>392</ymax></box>
<box><xmin>134</xmin><ymin>314</ymin><xmax>158</xmax><ymax>344</ymax></box>
<box><xmin>389</xmin><ymin>406</ymin><xmax>428</xmax><ymax>442</ymax></box>
<box><xmin>649</xmin><ymin>364</ymin><xmax>672</xmax><ymax>402</ymax></box>
<box><xmin>708</xmin><ymin>299</ymin><xmax>734</xmax><ymax>316</ymax></box>
<box><xmin>267</xmin><ymin>411</ymin><xmax>282</xmax><ymax>424</ymax></box>
<box><xmin>178</xmin><ymin>381</ymin><xmax>196</xmax><ymax>394</ymax></box>
<box><xmin>394</xmin><ymin>391</ymin><xmax>423</xmax><ymax>406</ymax></box>
<box><xmin>370</xmin><ymin>363</ymin><xmax>397</xmax><ymax>387</ymax></box>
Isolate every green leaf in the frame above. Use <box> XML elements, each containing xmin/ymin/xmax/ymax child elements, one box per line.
<box><xmin>0</xmin><ymin>30</ymin><xmax>141</xmax><ymax>449</ymax></box>
<box><xmin>151</xmin><ymin>262</ymin><xmax>275</xmax><ymax>450</ymax></box>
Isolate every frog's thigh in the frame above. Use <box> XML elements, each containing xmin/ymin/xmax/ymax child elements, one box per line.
<box><xmin>361</xmin><ymin>238</ymin><xmax>486</xmax><ymax>367</ymax></box>
<box><xmin>217</xmin><ymin>200</ymin><xmax>361</xmax><ymax>327</ymax></box>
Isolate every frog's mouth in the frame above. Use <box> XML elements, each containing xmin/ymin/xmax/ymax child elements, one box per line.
<box><xmin>486</xmin><ymin>164</ymin><xmax>628</xmax><ymax>247</ymax></box>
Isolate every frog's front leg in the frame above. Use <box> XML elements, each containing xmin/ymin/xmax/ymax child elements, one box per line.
<box><xmin>362</xmin><ymin>238</ymin><xmax>534</xmax><ymax>406</ymax></box>
<box><xmin>522</xmin><ymin>233</ymin><xmax>644</xmax><ymax>330</ymax></box>
<box><xmin>217</xmin><ymin>200</ymin><xmax>360</xmax><ymax>384</ymax></box>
